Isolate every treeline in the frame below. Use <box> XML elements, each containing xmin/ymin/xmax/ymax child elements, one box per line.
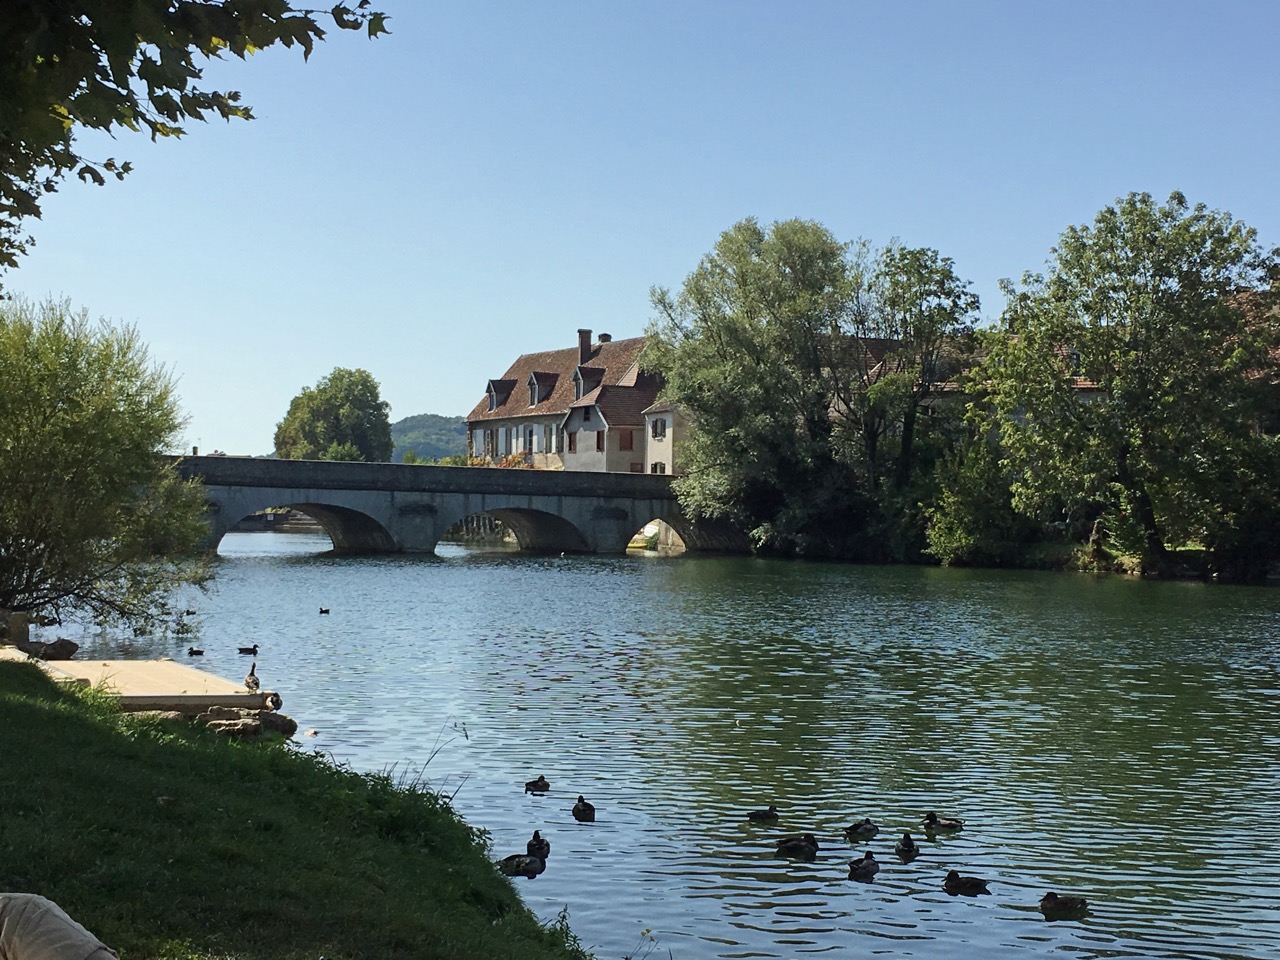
<box><xmin>643</xmin><ymin>192</ymin><xmax>1280</xmax><ymax>582</ymax></box>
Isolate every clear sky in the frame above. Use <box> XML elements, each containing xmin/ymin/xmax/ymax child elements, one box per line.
<box><xmin>8</xmin><ymin>1</ymin><xmax>1279</xmax><ymax>456</ymax></box>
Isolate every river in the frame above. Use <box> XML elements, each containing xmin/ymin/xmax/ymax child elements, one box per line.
<box><xmin>84</xmin><ymin>532</ymin><xmax>1280</xmax><ymax>959</ymax></box>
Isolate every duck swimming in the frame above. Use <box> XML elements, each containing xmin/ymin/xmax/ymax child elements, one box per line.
<box><xmin>526</xmin><ymin>830</ymin><xmax>550</xmax><ymax>860</ymax></box>
<box><xmin>943</xmin><ymin>870</ymin><xmax>990</xmax><ymax>896</ymax></box>
<box><xmin>922</xmin><ymin>811</ymin><xmax>964</xmax><ymax>831</ymax></box>
<box><xmin>844</xmin><ymin>817</ymin><xmax>879</xmax><ymax>840</ymax></box>
<box><xmin>186</xmin><ymin>647</ymin><xmax>204</xmax><ymax>656</ymax></box>
<box><xmin>572</xmin><ymin>795</ymin><xmax>596</xmax><ymax>823</ymax></box>
<box><xmin>237</xmin><ymin>644</ymin><xmax>259</xmax><ymax>656</ymax></box>
<box><xmin>1040</xmin><ymin>891</ymin><xmax>1089</xmax><ymax>919</ymax></box>
<box><xmin>524</xmin><ymin>775</ymin><xmax>550</xmax><ymax>794</ymax></box>
<box><xmin>747</xmin><ymin>805</ymin><xmax>779</xmax><ymax>821</ymax></box>
<box><xmin>895</xmin><ymin>832</ymin><xmax>920</xmax><ymax>859</ymax></box>
<box><xmin>847</xmin><ymin>851</ymin><xmax>879</xmax><ymax>881</ymax></box>
<box><xmin>498</xmin><ymin>854</ymin><xmax>545</xmax><ymax>878</ymax></box>
<box><xmin>775</xmin><ymin>833</ymin><xmax>819</xmax><ymax>859</ymax></box>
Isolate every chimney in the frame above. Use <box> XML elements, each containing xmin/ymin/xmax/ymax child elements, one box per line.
<box><xmin>598</xmin><ymin>332</ymin><xmax>612</xmax><ymax>343</ymax></box>
<box><xmin>578</xmin><ymin>328</ymin><xmax>592</xmax><ymax>364</ymax></box>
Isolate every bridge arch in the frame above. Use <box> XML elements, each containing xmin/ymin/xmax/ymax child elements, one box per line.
<box><xmin>202</xmin><ymin>487</ymin><xmax>398</xmax><ymax>554</ymax></box>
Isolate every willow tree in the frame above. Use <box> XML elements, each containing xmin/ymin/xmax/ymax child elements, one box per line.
<box><xmin>645</xmin><ymin>218</ymin><xmax>979</xmax><ymax>558</ymax></box>
<box><xmin>981</xmin><ymin>191</ymin><xmax>1280</xmax><ymax>577</ymax></box>
<box><xmin>0</xmin><ymin>297</ymin><xmax>210</xmax><ymax>632</ymax></box>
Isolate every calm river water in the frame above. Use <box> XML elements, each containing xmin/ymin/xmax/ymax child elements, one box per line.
<box><xmin>85</xmin><ymin>533</ymin><xmax>1280</xmax><ymax>959</ymax></box>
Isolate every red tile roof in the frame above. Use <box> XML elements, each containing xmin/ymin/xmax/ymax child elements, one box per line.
<box><xmin>466</xmin><ymin>334</ymin><xmax>659</xmax><ymax>427</ymax></box>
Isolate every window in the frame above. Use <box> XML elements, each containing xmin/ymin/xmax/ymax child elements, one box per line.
<box><xmin>650</xmin><ymin>418</ymin><xmax>667</xmax><ymax>439</ymax></box>
<box><xmin>529</xmin><ymin>383</ymin><xmax>537</xmax><ymax>407</ymax></box>
<box><xmin>619</xmin><ymin>430</ymin><xmax>634</xmax><ymax>451</ymax></box>
<box><xmin>568</xmin><ymin>431</ymin><xmax>577</xmax><ymax>453</ymax></box>
<box><xmin>543</xmin><ymin>425</ymin><xmax>554</xmax><ymax>453</ymax></box>
<box><xmin>596</xmin><ymin>430</ymin><xmax>605</xmax><ymax>452</ymax></box>
<box><xmin>483</xmin><ymin>429</ymin><xmax>497</xmax><ymax>458</ymax></box>
<box><xmin>556</xmin><ymin>427</ymin><xmax>565</xmax><ymax>453</ymax></box>
<box><xmin>525</xmin><ymin>427</ymin><xmax>535</xmax><ymax>452</ymax></box>
<box><xmin>650</xmin><ymin>461</ymin><xmax>667</xmax><ymax>474</ymax></box>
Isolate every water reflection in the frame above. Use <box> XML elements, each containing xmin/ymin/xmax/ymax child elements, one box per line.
<box><xmin>53</xmin><ymin>535</ymin><xmax>1280</xmax><ymax>959</ymax></box>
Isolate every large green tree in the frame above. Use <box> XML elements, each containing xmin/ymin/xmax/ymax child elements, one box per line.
<box><xmin>644</xmin><ymin>217</ymin><xmax>978</xmax><ymax>558</ymax></box>
<box><xmin>980</xmin><ymin>191</ymin><xmax>1280</xmax><ymax>577</ymax></box>
<box><xmin>274</xmin><ymin>366</ymin><xmax>393</xmax><ymax>462</ymax></box>
<box><xmin>0</xmin><ymin>296</ymin><xmax>209</xmax><ymax>630</ymax></box>
<box><xmin>0</xmin><ymin>1</ymin><xmax>388</xmax><ymax>280</ymax></box>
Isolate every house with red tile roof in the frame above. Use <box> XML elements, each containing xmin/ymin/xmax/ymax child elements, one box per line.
<box><xmin>465</xmin><ymin>329</ymin><xmax>664</xmax><ymax>472</ymax></box>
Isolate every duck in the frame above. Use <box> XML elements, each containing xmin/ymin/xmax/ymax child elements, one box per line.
<box><xmin>237</xmin><ymin>643</ymin><xmax>259</xmax><ymax>656</ymax></box>
<box><xmin>747</xmin><ymin>805</ymin><xmax>780</xmax><ymax>821</ymax></box>
<box><xmin>847</xmin><ymin>851</ymin><xmax>879</xmax><ymax>881</ymax></box>
<box><xmin>921</xmin><ymin>811</ymin><xmax>964</xmax><ymax>831</ymax></box>
<box><xmin>244</xmin><ymin>662</ymin><xmax>260</xmax><ymax>693</ymax></box>
<box><xmin>775</xmin><ymin>833</ymin><xmax>819</xmax><ymax>859</ymax></box>
<box><xmin>498</xmin><ymin>853</ymin><xmax>545</xmax><ymax>878</ymax></box>
<box><xmin>894</xmin><ymin>831</ymin><xmax>920</xmax><ymax>859</ymax></box>
<box><xmin>844</xmin><ymin>817</ymin><xmax>879</xmax><ymax>840</ymax></box>
<box><xmin>1039</xmin><ymin>891</ymin><xmax>1089</xmax><ymax>919</ymax></box>
<box><xmin>524</xmin><ymin>775</ymin><xmax>550</xmax><ymax>794</ymax></box>
<box><xmin>943</xmin><ymin>870</ymin><xmax>990</xmax><ymax>896</ymax></box>
<box><xmin>186</xmin><ymin>646</ymin><xmax>204</xmax><ymax>657</ymax></box>
<box><xmin>319</xmin><ymin>607</ymin><xmax>330</xmax><ymax>615</ymax></box>
<box><xmin>572</xmin><ymin>795</ymin><xmax>596</xmax><ymax>823</ymax></box>
<box><xmin>526</xmin><ymin>830</ymin><xmax>550</xmax><ymax>860</ymax></box>
<box><xmin>183</xmin><ymin>609</ymin><xmax>198</xmax><ymax>616</ymax></box>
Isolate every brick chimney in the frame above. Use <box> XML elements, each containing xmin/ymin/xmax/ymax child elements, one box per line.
<box><xmin>578</xmin><ymin>328</ymin><xmax>592</xmax><ymax>364</ymax></box>
<box><xmin>598</xmin><ymin>332</ymin><xmax>611</xmax><ymax>343</ymax></box>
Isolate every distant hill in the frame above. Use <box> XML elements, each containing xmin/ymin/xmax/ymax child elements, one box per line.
<box><xmin>391</xmin><ymin>413</ymin><xmax>467</xmax><ymax>462</ymax></box>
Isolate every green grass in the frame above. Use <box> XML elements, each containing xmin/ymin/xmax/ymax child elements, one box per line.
<box><xmin>0</xmin><ymin>661</ymin><xmax>590</xmax><ymax>960</ymax></box>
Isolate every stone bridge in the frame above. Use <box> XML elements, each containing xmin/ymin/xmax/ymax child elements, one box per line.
<box><xmin>173</xmin><ymin>456</ymin><xmax>748</xmax><ymax>556</ymax></box>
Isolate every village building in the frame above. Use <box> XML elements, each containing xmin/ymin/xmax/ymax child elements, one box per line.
<box><xmin>466</xmin><ymin>329</ymin><xmax>666</xmax><ymax>472</ymax></box>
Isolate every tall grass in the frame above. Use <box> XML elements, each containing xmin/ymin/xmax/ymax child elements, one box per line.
<box><xmin>0</xmin><ymin>661</ymin><xmax>591</xmax><ymax>960</ymax></box>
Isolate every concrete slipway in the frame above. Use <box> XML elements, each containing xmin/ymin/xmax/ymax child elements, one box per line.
<box><xmin>0</xmin><ymin>646</ymin><xmax>269</xmax><ymax>713</ymax></box>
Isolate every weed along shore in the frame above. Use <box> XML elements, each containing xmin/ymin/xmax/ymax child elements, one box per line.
<box><xmin>0</xmin><ymin>661</ymin><xmax>590</xmax><ymax>960</ymax></box>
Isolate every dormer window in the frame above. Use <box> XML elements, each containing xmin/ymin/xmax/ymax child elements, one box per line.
<box><xmin>486</xmin><ymin>379</ymin><xmax>515</xmax><ymax>412</ymax></box>
<box><xmin>529</xmin><ymin>381</ymin><xmax>537</xmax><ymax>407</ymax></box>
<box><xmin>574</xmin><ymin>366</ymin><xmax>602</xmax><ymax>401</ymax></box>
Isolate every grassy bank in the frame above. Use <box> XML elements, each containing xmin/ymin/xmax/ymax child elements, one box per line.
<box><xmin>0</xmin><ymin>661</ymin><xmax>589</xmax><ymax>960</ymax></box>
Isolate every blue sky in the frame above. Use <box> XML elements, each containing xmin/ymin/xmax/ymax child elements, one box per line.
<box><xmin>9</xmin><ymin>1</ymin><xmax>1279</xmax><ymax>456</ymax></box>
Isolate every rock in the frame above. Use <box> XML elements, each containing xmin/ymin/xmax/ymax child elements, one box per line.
<box><xmin>197</xmin><ymin>706</ymin><xmax>247</xmax><ymax>723</ymax></box>
<box><xmin>133</xmin><ymin>710</ymin><xmax>189</xmax><ymax>726</ymax></box>
<box><xmin>205</xmin><ymin>718</ymin><xmax>262</xmax><ymax>738</ymax></box>
<box><xmin>14</xmin><ymin>636</ymin><xmax>79</xmax><ymax>660</ymax></box>
<box><xmin>195</xmin><ymin>705</ymin><xmax>297</xmax><ymax>739</ymax></box>
<box><xmin>258</xmin><ymin>710</ymin><xmax>298</xmax><ymax>738</ymax></box>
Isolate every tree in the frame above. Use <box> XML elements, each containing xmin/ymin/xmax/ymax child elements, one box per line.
<box><xmin>980</xmin><ymin>191</ymin><xmax>1280</xmax><ymax>576</ymax></box>
<box><xmin>0</xmin><ymin>296</ymin><xmax>209</xmax><ymax>630</ymax></box>
<box><xmin>645</xmin><ymin>218</ymin><xmax>865</xmax><ymax>556</ymax></box>
<box><xmin>645</xmin><ymin>217</ymin><xmax>978</xmax><ymax>558</ymax></box>
<box><xmin>274</xmin><ymin>367</ymin><xmax>392</xmax><ymax>462</ymax></box>
<box><xmin>0</xmin><ymin>1</ymin><xmax>389</xmax><ymax>280</ymax></box>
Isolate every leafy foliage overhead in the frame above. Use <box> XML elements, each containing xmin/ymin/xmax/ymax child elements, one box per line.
<box><xmin>274</xmin><ymin>366</ymin><xmax>393</xmax><ymax>462</ymax></box>
<box><xmin>0</xmin><ymin>296</ymin><xmax>209</xmax><ymax>627</ymax></box>
<box><xmin>0</xmin><ymin>1</ymin><xmax>389</xmax><ymax>279</ymax></box>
